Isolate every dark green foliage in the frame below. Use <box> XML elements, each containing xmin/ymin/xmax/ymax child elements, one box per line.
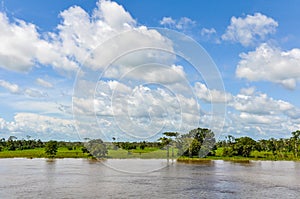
<box><xmin>177</xmin><ymin>128</ymin><xmax>216</xmax><ymax>157</ymax></box>
<box><xmin>81</xmin><ymin>146</ymin><xmax>89</xmax><ymax>153</ymax></box>
<box><xmin>85</xmin><ymin>139</ymin><xmax>108</xmax><ymax>158</ymax></box>
<box><xmin>140</xmin><ymin>141</ymin><xmax>146</xmax><ymax>150</ymax></box>
<box><xmin>219</xmin><ymin>131</ymin><xmax>300</xmax><ymax>158</ymax></box>
<box><xmin>234</xmin><ymin>137</ymin><xmax>257</xmax><ymax>157</ymax></box>
<box><xmin>45</xmin><ymin>140</ymin><xmax>58</xmax><ymax>158</ymax></box>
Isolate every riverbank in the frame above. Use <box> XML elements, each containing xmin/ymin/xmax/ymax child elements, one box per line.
<box><xmin>1</xmin><ymin>147</ymin><xmax>300</xmax><ymax>161</ymax></box>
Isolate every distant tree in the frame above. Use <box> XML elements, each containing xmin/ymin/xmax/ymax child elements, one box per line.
<box><xmin>234</xmin><ymin>137</ymin><xmax>257</xmax><ymax>157</ymax></box>
<box><xmin>159</xmin><ymin>132</ymin><xmax>179</xmax><ymax>159</ymax></box>
<box><xmin>178</xmin><ymin>128</ymin><xmax>216</xmax><ymax>157</ymax></box>
<box><xmin>222</xmin><ymin>135</ymin><xmax>235</xmax><ymax>157</ymax></box>
<box><xmin>85</xmin><ymin>139</ymin><xmax>108</xmax><ymax>158</ymax></box>
<box><xmin>45</xmin><ymin>140</ymin><xmax>58</xmax><ymax>158</ymax></box>
<box><xmin>8</xmin><ymin>136</ymin><xmax>17</xmax><ymax>142</ymax></box>
<box><xmin>291</xmin><ymin>130</ymin><xmax>300</xmax><ymax>158</ymax></box>
<box><xmin>140</xmin><ymin>141</ymin><xmax>146</xmax><ymax>150</ymax></box>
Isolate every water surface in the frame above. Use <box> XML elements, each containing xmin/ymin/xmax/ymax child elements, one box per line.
<box><xmin>0</xmin><ymin>158</ymin><xmax>299</xmax><ymax>198</ymax></box>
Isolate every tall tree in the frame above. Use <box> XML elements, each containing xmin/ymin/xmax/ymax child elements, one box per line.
<box><xmin>86</xmin><ymin>139</ymin><xmax>108</xmax><ymax>158</ymax></box>
<box><xmin>178</xmin><ymin>128</ymin><xmax>216</xmax><ymax>157</ymax></box>
<box><xmin>234</xmin><ymin>137</ymin><xmax>257</xmax><ymax>157</ymax></box>
<box><xmin>45</xmin><ymin>140</ymin><xmax>58</xmax><ymax>158</ymax></box>
<box><xmin>163</xmin><ymin>132</ymin><xmax>179</xmax><ymax>159</ymax></box>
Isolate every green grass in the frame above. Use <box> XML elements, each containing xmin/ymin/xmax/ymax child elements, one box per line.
<box><xmin>177</xmin><ymin>148</ymin><xmax>300</xmax><ymax>162</ymax></box>
<box><xmin>0</xmin><ymin>147</ymin><xmax>171</xmax><ymax>159</ymax></box>
<box><xmin>0</xmin><ymin>147</ymin><xmax>299</xmax><ymax>161</ymax></box>
<box><xmin>0</xmin><ymin>147</ymin><xmax>88</xmax><ymax>158</ymax></box>
<box><xmin>108</xmin><ymin>147</ymin><xmax>176</xmax><ymax>159</ymax></box>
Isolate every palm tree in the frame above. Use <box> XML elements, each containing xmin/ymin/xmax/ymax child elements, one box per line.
<box><xmin>163</xmin><ymin>132</ymin><xmax>179</xmax><ymax>159</ymax></box>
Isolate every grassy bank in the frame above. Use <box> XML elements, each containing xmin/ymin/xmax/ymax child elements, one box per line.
<box><xmin>1</xmin><ymin>147</ymin><xmax>299</xmax><ymax>161</ymax></box>
<box><xmin>0</xmin><ymin>147</ymin><xmax>88</xmax><ymax>158</ymax></box>
<box><xmin>0</xmin><ymin>147</ymin><xmax>171</xmax><ymax>159</ymax></box>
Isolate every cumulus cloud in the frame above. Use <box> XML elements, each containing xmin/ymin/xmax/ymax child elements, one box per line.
<box><xmin>57</xmin><ymin>3</ymin><xmax>174</xmax><ymax>71</ymax></box>
<box><xmin>0</xmin><ymin>113</ymin><xmax>76</xmax><ymax>140</ymax></box>
<box><xmin>73</xmin><ymin>80</ymin><xmax>200</xmax><ymax>140</ymax></box>
<box><xmin>223</xmin><ymin>87</ymin><xmax>300</xmax><ymax>137</ymax></box>
<box><xmin>94</xmin><ymin>0</ymin><xmax>136</xmax><ymax>30</ymax></box>
<box><xmin>104</xmin><ymin>63</ymin><xmax>186</xmax><ymax>84</ymax></box>
<box><xmin>222</xmin><ymin>13</ymin><xmax>278</xmax><ymax>46</ymax></box>
<box><xmin>192</xmin><ymin>83</ymin><xmax>300</xmax><ymax>137</ymax></box>
<box><xmin>159</xmin><ymin>17</ymin><xmax>176</xmax><ymax>26</ymax></box>
<box><xmin>194</xmin><ymin>82</ymin><xmax>232</xmax><ymax>103</ymax></box>
<box><xmin>0</xmin><ymin>0</ymin><xmax>174</xmax><ymax>76</ymax></box>
<box><xmin>0</xmin><ymin>12</ymin><xmax>78</xmax><ymax>74</ymax></box>
<box><xmin>0</xmin><ymin>79</ymin><xmax>46</xmax><ymax>98</ymax></box>
<box><xmin>230</xmin><ymin>92</ymin><xmax>294</xmax><ymax>115</ymax></box>
<box><xmin>159</xmin><ymin>16</ymin><xmax>196</xmax><ymax>30</ymax></box>
<box><xmin>236</xmin><ymin>43</ymin><xmax>300</xmax><ymax>89</ymax></box>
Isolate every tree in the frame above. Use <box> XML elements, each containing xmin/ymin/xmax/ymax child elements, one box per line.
<box><xmin>178</xmin><ymin>128</ymin><xmax>216</xmax><ymax>157</ymax></box>
<box><xmin>160</xmin><ymin>132</ymin><xmax>179</xmax><ymax>159</ymax></box>
<box><xmin>85</xmin><ymin>139</ymin><xmax>108</xmax><ymax>158</ymax></box>
<box><xmin>234</xmin><ymin>137</ymin><xmax>257</xmax><ymax>157</ymax></box>
<box><xmin>222</xmin><ymin>135</ymin><xmax>235</xmax><ymax>157</ymax></box>
<box><xmin>45</xmin><ymin>140</ymin><xmax>58</xmax><ymax>158</ymax></box>
<box><xmin>291</xmin><ymin>130</ymin><xmax>300</xmax><ymax>158</ymax></box>
<box><xmin>158</xmin><ymin>137</ymin><xmax>172</xmax><ymax>158</ymax></box>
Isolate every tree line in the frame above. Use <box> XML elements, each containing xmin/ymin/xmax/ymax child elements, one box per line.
<box><xmin>1</xmin><ymin>129</ymin><xmax>300</xmax><ymax>159</ymax></box>
<box><xmin>218</xmin><ymin>130</ymin><xmax>300</xmax><ymax>158</ymax></box>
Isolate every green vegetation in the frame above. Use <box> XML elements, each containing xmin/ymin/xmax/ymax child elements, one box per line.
<box><xmin>0</xmin><ymin>129</ymin><xmax>299</xmax><ymax>161</ymax></box>
<box><xmin>45</xmin><ymin>140</ymin><xmax>58</xmax><ymax>158</ymax></box>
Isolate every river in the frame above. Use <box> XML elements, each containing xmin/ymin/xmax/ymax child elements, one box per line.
<box><xmin>0</xmin><ymin>158</ymin><xmax>299</xmax><ymax>198</ymax></box>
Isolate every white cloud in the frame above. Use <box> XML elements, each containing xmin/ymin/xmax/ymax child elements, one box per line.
<box><xmin>194</xmin><ymin>82</ymin><xmax>232</xmax><ymax>103</ymax></box>
<box><xmin>36</xmin><ymin>78</ymin><xmax>53</xmax><ymax>88</ymax></box>
<box><xmin>159</xmin><ymin>17</ymin><xmax>176</xmax><ymax>26</ymax></box>
<box><xmin>0</xmin><ymin>80</ymin><xmax>21</xmax><ymax>94</ymax></box>
<box><xmin>200</xmin><ymin>27</ymin><xmax>220</xmax><ymax>43</ymax></box>
<box><xmin>176</xmin><ymin>17</ymin><xmax>196</xmax><ymax>30</ymax></box>
<box><xmin>73</xmin><ymin>80</ymin><xmax>200</xmax><ymax>140</ymax></box>
<box><xmin>230</xmin><ymin>92</ymin><xmax>294</xmax><ymax>115</ymax></box>
<box><xmin>236</xmin><ymin>43</ymin><xmax>300</xmax><ymax>89</ymax></box>
<box><xmin>191</xmin><ymin>83</ymin><xmax>300</xmax><ymax>137</ymax></box>
<box><xmin>200</xmin><ymin>28</ymin><xmax>216</xmax><ymax>36</ymax></box>
<box><xmin>0</xmin><ymin>79</ymin><xmax>46</xmax><ymax>98</ymax></box>
<box><xmin>24</xmin><ymin>88</ymin><xmax>47</xmax><ymax>98</ymax></box>
<box><xmin>57</xmin><ymin>3</ymin><xmax>174</xmax><ymax>71</ymax></box>
<box><xmin>239</xmin><ymin>87</ymin><xmax>256</xmax><ymax>95</ymax></box>
<box><xmin>0</xmin><ymin>113</ymin><xmax>76</xmax><ymax>140</ymax></box>
<box><xmin>0</xmin><ymin>12</ymin><xmax>78</xmax><ymax>74</ymax></box>
<box><xmin>159</xmin><ymin>16</ymin><xmax>195</xmax><ymax>30</ymax></box>
<box><xmin>94</xmin><ymin>0</ymin><xmax>136</xmax><ymax>30</ymax></box>
<box><xmin>222</xmin><ymin>13</ymin><xmax>278</xmax><ymax>46</ymax></box>
<box><xmin>1</xmin><ymin>0</ymin><xmax>173</xmax><ymax>75</ymax></box>
<box><xmin>12</xmin><ymin>100</ymin><xmax>64</xmax><ymax>115</ymax></box>
<box><xmin>104</xmin><ymin>63</ymin><xmax>186</xmax><ymax>84</ymax></box>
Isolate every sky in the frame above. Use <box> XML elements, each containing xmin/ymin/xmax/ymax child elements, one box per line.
<box><xmin>0</xmin><ymin>0</ymin><xmax>299</xmax><ymax>141</ymax></box>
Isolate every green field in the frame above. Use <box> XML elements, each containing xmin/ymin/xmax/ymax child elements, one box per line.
<box><xmin>1</xmin><ymin>147</ymin><xmax>299</xmax><ymax>161</ymax></box>
<box><xmin>107</xmin><ymin>147</ymin><xmax>177</xmax><ymax>159</ymax></box>
<box><xmin>0</xmin><ymin>147</ymin><xmax>174</xmax><ymax>159</ymax></box>
<box><xmin>0</xmin><ymin>147</ymin><xmax>88</xmax><ymax>158</ymax></box>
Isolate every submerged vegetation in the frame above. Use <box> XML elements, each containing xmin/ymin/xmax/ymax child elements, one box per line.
<box><xmin>0</xmin><ymin>129</ymin><xmax>300</xmax><ymax>161</ymax></box>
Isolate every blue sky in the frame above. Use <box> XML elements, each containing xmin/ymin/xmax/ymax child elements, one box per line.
<box><xmin>0</xmin><ymin>0</ymin><xmax>299</xmax><ymax>141</ymax></box>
